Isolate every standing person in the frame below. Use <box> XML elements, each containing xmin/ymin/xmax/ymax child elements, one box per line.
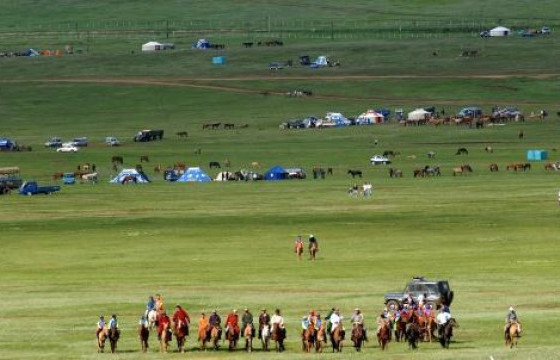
<box><xmin>96</xmin><ymin>315</ymin><xmax>106</xmax><ymax>338</ymax></box>
<box><xmin>258</xmin><ymin>308</ymin><xmax>270</xmax><ymax>339</ymax></box>
<box><xmin>504</xmin><ymin>306</ymin><xmax>520</xmax><ymax>337</ymax></box>
<box><xmin>241</xmin><ymin>308</ymin><xmax>254</xmax><ymax>338</ymax></box>
<box><xmin>294</xmin><ymin>235</ymin><xmax>304</xmax><ymax>260</ymax></box>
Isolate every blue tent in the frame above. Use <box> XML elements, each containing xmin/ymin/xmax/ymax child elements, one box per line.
<box><xmin>177</xmin><ymin>167</ymin><xmax>211</xmax><ymax>182</ymax></box>
<box><xmin>110</xmin><ymin>169</ymin><xmax>150</xmax><ymax>184</ymax></box>
<box><xmin>264</xmin><ymin>166</ymin><xmax>288</xmax><ymax>180</ymax></box>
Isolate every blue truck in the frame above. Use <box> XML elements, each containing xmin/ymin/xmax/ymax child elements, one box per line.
<box><xmin>19</xmin><ymin>181</ymin><xmax>61</xmax><ymax>195</ymax></box>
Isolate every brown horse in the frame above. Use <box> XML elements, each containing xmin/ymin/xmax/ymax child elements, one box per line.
<box><xmin>302</xmin><ymin>324</ymin><xmax>316</xmax><ymax>352</ymax></box>
<box><xmin>505</xmin><ymin>321</ymin><xmax>521</xmax><ymax>348</ymax></box>
<box><xmin>425</xmin><ymin>315</ymin><xmax>437</xmax><ymax>343</ymax></box>
<box><xmin>309</xmin><ymin>243</ymin><xmax>318</xmax><ymax>261</ymax></box>
<box><xmin>173</xmin><ymin>320</ymin><xmax>189</xmax><ymax>353</ymax></box>
<box><xmin>226</xmin><ymin>325</ymin><xmax>239</xmax><ymax>351</ymax></box>
<box><xmin>439</xmin><ymin>318</ymin><xmax>459</xmax><ymax>348</ymax></box>
<box><xmin>97</xmin><ymin>327</ymin><xmax>108</xmax><ymax>353</ymax></box>
<box><xmin>244</xmin><ymin>323</ymin><xmax>254</xmax><ymax>352</ymax></box>
<box><xmin>489</xmin><ymin>163</ymin><xmax>499</xmax><ymax>172</ymax></box>
<box><xmin>160</xmin><ymin>323</ymin><xmax>172</xmax><ymax>353</ymax></box>
<box><xmin>271</xmin><ymin>323</ymin><xmax>285</xmax><ymax>352</ymax></box>
<box><xmin>140</xmin><ymin>155</ymin><xmax>149</xmax><ymax>163</ymax></box>
<box><xmin>198</xmin><ymin>324</ymin><xmax>211</xmax><ymax>350</ymax></box>
<box><xmin>138</xmin><ymin>325</ymin><xmax>149</xmax><ymax>353</ymax></box>
<box><xmin>315</xmin><ymin>323</ymin><xmax>326</xmax><ymax>353</ymax></box>
<box><xmin>378</xmin><ymin>321</ymin><xmax>391</xmax><ymax>350</ymax></box>
<box><xmin>351</xmin><ymin>323</ymin><xmax>365</xmax><ymax>351</ymax></box>
<box><xmin>210</xmin><ymin>326</ymin><xmax>221</xmax><ymax>350</ymax></box>
<box><xmin>394</xmin><ymin>316</ymin><xmax>406</xmax><ymax>342</ymax></box>
<box><xmin>295</xmin><ymin>245</ymin><xmax>303</xmax><ymax>259</ymax></box>
<box><xmin>108</xmin><ymin>327</ymin><xmax>119</xmax><ymax>353</ymax></box>
<box><xmin>330</xmin><ymin>323</ymin><xmax>345</xmax><ymax>352</ymax></box>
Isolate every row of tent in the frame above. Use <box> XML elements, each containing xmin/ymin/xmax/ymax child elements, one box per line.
<box><xmin>110</xmin><ymin>166</ymin><xmax>295</xmax><ymax>183</ymax></box>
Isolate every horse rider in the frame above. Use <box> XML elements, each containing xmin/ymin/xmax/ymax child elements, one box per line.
<box><xmin>504</xmin><ymin>306</ymin><xmax>520</xmax><ymax>337</ymax></box>
<box><xmin>436</xmin><ymin>306</ymin><xmax>452</xmax><ymax>338</ymax></box>
<box><xmin>146</xmin><ymin>296</ymin><xmax>156</xmax><ymax>317</ymax></box>
<box><xmin>96</xmin><ymin>315</ymin><xmax>106</xmax><ymax>338</ymax></box>
<box><xmin>225</xmin><ymin>309</ymin><xmax>240</xmax><ymax>339</ymax></box>
<box><xmin>418</xmin><ymin>293</ymin><xmax>427</xmax><ymax>308</ymax></box>
<box><xmin>242</xmin><ymin>308</ymin><xmax>255</xmax><ymax>338</ymax></box>
<box><xmin>198</xmin><ymin>312</ymin><xmax>209</xmax><ymax>340</ymax></box>
<box><xmin>301</xmin><ymin>310</ymin><xmax>318</xmax><ymax>337</ymax></box>
<box><xmin>271</xmin><ymin>308</ymin><xmax>286</xmax><ymax>338</ymax></box>
<box><xmin>155</xmin><ymin>294</ymin><xmax>165</xmax><ymax>313</ymax></box>
<box><xmin>351</xmin><ymin>308</ymin><xmax>368</xmax><ymax>341</ymax></box>
<box><xmin>158</xmin><ymin>311</ymin><xmax>171</xmax><ymax>340</ymax></box>
<box><xmin>258</xmin><ymin>308</ymin><xmax>270</xmax><ymax>339</ymax></box>
<box><xmin>294</xmin><ymin>235</ymin><xmax>304</xmax><ymax>259</ymax></box>
<box><xmin>308</xmin><ymin>234</ymin><xmax>318</xmax><ymax>251</ymax></box>
<box><xmin>324</xmin><ymin>307</ymin><xmax>335</xmax><ymax>336</ymax></box>
<box><xmin>329</xmin><ymin>308</ymin><xmax>344</xmax><ymax>335</ymax></box>
<box><xmin>173</xmin><ymin>305</ymin><xmax>191</xmax><ymax>333</ymax></box>
<box><xmin>209</xmin><ymin>310</ymin><xmax>222</xmax><ymax>339</ymax></box>
<box><xmin>376</xmin><ymin>311</ymin><xmax>390</xmax><ymax>339</ymax></box>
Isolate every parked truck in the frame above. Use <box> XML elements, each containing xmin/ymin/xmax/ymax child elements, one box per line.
<box><xmin>133</xmin><ymin>129</ymin><xmax>164</xmax><ymax>142</ymax></box>
<box><xmin>19</xmin><ymin>181</ymin><xmax>61</xmax><ymax>196</ymax></box>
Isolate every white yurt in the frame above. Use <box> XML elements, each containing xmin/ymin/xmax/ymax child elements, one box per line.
<box><xmin>141</xmin><ymin>41</ymin><xmax>163</xmax><ymax>52</ymax></box>
<box><xmin>489</xmin><ymin>26</ymin><xmax>511</xmax><ymax>37</ymax></box>
<box><xmin>407</xmin><ymin>108</ymin><xmax>431</xmax><ymax>121</ymax></box>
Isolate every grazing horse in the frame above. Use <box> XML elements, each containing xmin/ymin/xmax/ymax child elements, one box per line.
<box><xmin>211</xmin><ymin>123</ymin><xmax>222</xmax><ymax>130</ymax></box>
<box><xmin>505</xmin><ymin>321</ymin><xmax>521</xmax><ymax>348</ymax></box>
<box><xmin>427</xmin><ymin>151</ymin><xmax>436</xmax><ymax>158</ymax></box>
<box><xmin>506</xmin><ymin>163</ymin><xmax>525</xmax><ymax>172</ymax></box>
<box><xmin>140</xmin><ymin>155</ymin><xmax>149</xmax><ymax>163</ymax></box>
<box><xmin>406</xmin><ymin>322</ymin><xmax>420</xmax><ymax>350</ymax></box>
<box><xmin>327</xmin><ymin>167</ymin><xmax>333</xmax><ymax>175</ymax></box>
<box><xmin>244</xmin><ymin>324</ymin><xmax>254</xmax><ymax>352</ymax></box>
<box><xmin>210</xmin><ymin>326</ymin><xmax>221</xmax><ymax>350</ymax></box>
<box><xmin>174</xmin><ymin>320</ymin><xmax>189</xmax><ymax>353</ymax></box>
<box><xmin>176</xmin><ymin>131</ymin><xmax>188</xmax><ymax>138</ymax></box>
<box><xmin>413</xmin><ymin>168</ymin><xmax>425</xmax><ymax>178</ymax></box>
<box><xmin>347</xmin><ymin>169</ymin><xmax>362</xmax><ymax>178</ymax></box>
<box><xmin>489</xmin><ymin>163</ymin><xmax>499</xmax><ymax>172</ymax></box>
<box><xmin>209</xmin><ymin>161</ymin><xmax>221</xmax><ymax>169</ymax></box>
<box><xmin>108</xmin><ymin>327</ymin><xmax>120</xmax><ymax>354</ymax></box>
<box><xmin>138</xmin><ymin>325</ymin><xmax>149</xmax><ymax>353</ymax></box>
<box><xmin>424</xmin><ymin>165</ymin><xmax>441</xmax><ymax>176</ymax></box>
<box><xmin>485</xmin><ymin>146</ymin><xmax>493</xmax><ymax>153</ymax></box>
<box><xmin>378</xmin><ymin>321</ymin><xmax>391</xmax><ymax>350</ymax></box>
<box><xmin>351</xmin><ymin>323</ymin><xmax>365</xmax><ymax>352</ymax></box>
<box><xmin>389</xmin><ymin>168</ymin><xmax>403</xmax><ymax>178</ymax></box>
<box><xmin>453</xmin><ymin>164</ymin><xmax>473</xmax><ymax>176</ymax></box>
<box><xmin>302</xmin><ymin>324</ymin><xmax>316</xmax><ymax>352</ymax></box>
<box><xmin>111</xmin><ymin>156</ymin><xmax>123</xmax><ymax>164</ymax></box>
<box><xmin>226</xmin><ymin>325</ymin><xmax>239</xmax><ymax>351</ymax></box>
<box><xmin>224</xmin><ymin>123</ymin><xmax>235</xmax><ymax>129</ymax></box>
<box><xmin>97</xmin><ymin>327</ymin><xmax>108</xmax><ymax>353</ymax></box>
<box><xmin>271</xmin><ymin>323</ymin><xmax>285</xmax><ymax>352</ymax></box>
<box><xmin>439</xmin><ymin>318</ymin><xmax>458</xmax><ymax>348</ymax></box>
<box><xmin>261</xmin><ymin>324</ymin><xmax>271</xmax><ymax>351</ymax></box>
<box><xmin>455</xmin><ymin>147</ymin><xmax>468</xmax><ymax>155</ymax></box>
<box><xmin>330</xmin><ymin>323</ymin><xmax>345</xmax><ymax>352</ymax></box>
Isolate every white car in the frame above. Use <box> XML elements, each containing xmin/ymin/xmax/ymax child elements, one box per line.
<box><xmin>370</xmin><ymin>155</ymin><xmax>391</xmax><ymax>165</ymax></box>
<box><xmin>57</xmin><ymin>145</ymin><xmax>79</xmax><ymax>153</ymax></box>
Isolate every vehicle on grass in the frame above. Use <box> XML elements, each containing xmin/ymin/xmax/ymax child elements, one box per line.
<box><xmin>457</xmin><ymin>107</ymin><xmax>483</xmax><ymax>118</ymax></box>
<box><xmin>0</xmin><ymin>176</ymin><xmax>23</xmax><ymax>189</ymax></box>
<box><xmin>370</xmin><ymin>155</ymin><xmax>391</xmax><ymax>165</ymax></box>
<box><xmin>133</xmin><ymin>129</ymin><xmax>164</xmax><ymax>142</ymax></box>
<box><xmin>72</xmin><ymin>137</ymin><xmax>88</xmax><ymax>147</ymax></box>
<box><xmin>44</xmin><ymin>137</ymin><xmax>62</xmax><ymax>148</ymax></box>
<box><xmin>62</xmin><ymin>173</ymin><xmax>75</xmax><ymax>185</ymax></box>
<box><xmin>19</xmin><ymin>181</ymin><xmax>60</xmax><ymax>196</ymax></box>
<box><xmin>269</xmin><ymin>62</ymin><xmax>284</xmax><ymax>70</ymax></box>
<box><xmin>384</xmin><ymin>276</ymin><xmax>454</xmax><ymax>309</ymax></box>
<box><xmin>0</xmin><ymin>183</ymin><xmax>10</xmax><ymax>195</ymax></box>
<box><xmin>540</xmin><ymin>26</ymin><xmax>551</xmax><ymax>35</ymax></box>
<box><xmin>105</xmin><ymin>137</ymin><xmax>121</xmax><ymax>146</ymax></box>
<box><xmin>286</xmin><ymin>168</ymin><xmax>306</xmax><ymax>179</ymax></box>
<box><xmin>0</xmin><ymin>137</ymin><xmax>16</xmax><ymax>150</ymax></box>
<box><xmin>57</xmin><ymin>144</ymin><xmax>79</xmax><ymax>153</ymax></box>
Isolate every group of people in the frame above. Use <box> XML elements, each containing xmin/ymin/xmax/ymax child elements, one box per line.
<box><xmin>348</xmin><ymin>182</ymin><xmax>373</xmax><ymax>197</ymax></box>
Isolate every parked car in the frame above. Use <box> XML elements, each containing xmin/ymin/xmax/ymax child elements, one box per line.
<box><xmin>540</xmin><ymin>26</ymin><xmax>551</xmax><ymax>35</ymax></box>
<box><xmin>44</xmin><ymin>137</ymin><xmax>62</xmax><ymax>148</ymax></box>
<box><xmin>370</xmin><ymin>155</ymin><xmax>391</xmax><ymax>165</ymax></box>
<box><xmin>57</xmin><ymin>144</ymin><xmax>79</xmax><ymax>153</ymax></box>
<box><xmin>19</xmin><ymin>181</ymin><xmax>60</xmax><ymax>196</ymax></box>
<box><xmin>384</xmin><ymin>276</ymin><xmax>454</xmax><ymax>309</ymax></box>
<box><xmin>62</xmin><ymin>173</ymin><xmax>75</xmax><ymax>185</ymax></box>
<box><xmin>105</xmin><ymin>137</ymin><xmax>121</xmax><ymax>146</ymax></box>
<box><xmin>72</xmin><ymin>137</ymin><xmax>88</xmax><ymax>147</ymax></box>
<box><xmin>479</xmin><ymin>30</ymin><xmax>490</xmax><ymax>38</ymax></box>
<box><xmin>269</xmin><ymin>62</ymin><xmax>284</xmax><ymax>70</ymax></box>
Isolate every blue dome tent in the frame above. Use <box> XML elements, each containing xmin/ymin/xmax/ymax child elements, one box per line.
<box><xmin>177</xmin><ymin>167</ymin><xmax>211</xmax><ymax>182</ymax></box>
<box><xmin>264</xmin><ymin>166</ymin><xmax>288</xmax><ymax>180</ymax></box>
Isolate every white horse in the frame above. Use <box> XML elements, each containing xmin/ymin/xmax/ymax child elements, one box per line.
<box><xmin>261</xmin><ymin>324</ymin><xmax>271</xmax><ymax>351</ymax></box>
<box><xmin>147</xmin><ymin>310</ymin><xmax>158</xmax><ymax>329</ymax></box>
<box><xmin>82</xmin><ymin>172</ymin><xmax>98</xmax><ymax>183</ymax></box>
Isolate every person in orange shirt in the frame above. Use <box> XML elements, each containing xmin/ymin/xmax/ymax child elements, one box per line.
<box><xmin>198</xmin><ymin>312</ymin><xmax>210</xmax><ymax>341</ymax></box>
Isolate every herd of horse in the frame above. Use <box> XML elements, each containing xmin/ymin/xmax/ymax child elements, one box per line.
<box><xmin>202</xmin><ymin>123</ymin><xmax>249</xmax><ymax>130</ymax></box>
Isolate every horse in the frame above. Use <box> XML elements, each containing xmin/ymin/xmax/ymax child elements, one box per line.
<box><xmin>315</xmin><ymin>323</ymin><xmax>326</xmax><ymax>353</ymax></box>
<box><xmin>108</xmin><ymin>327</ymin><xmax>120</xmax><ymax>353</ymax></box>
<box><xmin>147</xmin><ymin>309</ymin><xmax>158</xmax><ymax>329</ymax></box>
<box><xmin>138</xmin><ymin>325</ymin><xmax>149</xmax><ymax>353</ymax></box>
<box><xmin>82</xmin><ymin>172</ymin><xmax>98</xmax><ymax>184</ymax></box>
<box><xmin>351</xmin><ymin>323</ymin><xmax>365</xmax><ymax>352</ymax></box>
<box><xmin>244</xmin><ymin>324</ymin><xmax>254</xmax><ymax>352</ymax></box>
<box><xmin>211</xmin><ymin>123</ymin><xmax>222</xmax><ymax>130</ymax></box>
<box><xmin>111</xmin><ymin>156</ymin><xmax>123</xmax><ymax>164</ymax></box>
<box><xmin>173</xmin><ymin>320</ymin><xmax>189</xmax><ymax>353</ymax></box>
<box><xmin>389</xmin><ymin>168</ymin><xmax>403</xmax><ymax>178</ymax></box>
<box><xmin>309</xmin><ymin>242</ymin><xmax>318</xmax><ymax>261</ymax></box>
<box><xmin>327</xmin><ymin>167</ymin><xmax>333</xmax><ymax>175</ymax></box>
<box><xmin>455</xmin><ymin>147</ymin><xmax>468</xmax><ymax>155</ymax></box>
<box><xmin>518</xmin><ymin>130</ymin><xmax>524</xmax><ymax>139</ymax></box>
<box><xmin>378</xmin><ymin>321</ymin><xmax>391</xmax><ymax>350</ymax></box>
<box><xmin>506</xmin><ymin>163</ymin><xmax>525</xmax><ymax>172</ymax></box>
<box><xmin>485</xmin><ymin>146</ymin><xmax>493</xmax><ymax>153</ymax></box>
<box><xmin>261</xmin><ymin>324</ymin><xmax>271</xmax><ymax>351</ymax></box>
<box><xmin>505</xmin><ymin>321</ymin><xmax>521</xmax><ymax>348</ymax></box>
<box><xmin>209</xmin><ymin>161</ymin><xmax>221</xmax><ymax>169</ymax></box>
<box><xmin>489</xmin><ymin>163</ymin><xmax>499</xmax><ymax>172</ymax></box>
<box><xmin>224</xmin><ymin>123</ymin><xmax>235</xmax><ymax>129</ymax></box>
<box><xmin>383</xmin><ymin>150</ymin><xmax>395</xmax><ymax>157</ymax></box>
<box><xmin>394</xmin><ymin>316</ymin><xmax>407</xmax><ymax>342</ymax></box>
<box><xmin>302</xmin><ymin>324</ymin><xmax>316</xmax><ymax>352</ymax></box>
<box><xmin>140</xmin><ymin>155</ymin><xmax>149</xmax><ymax>163</ymax></box>
<box><xmin>425</xmin><ymin>315</ymin><xmax>437</xmax><ymax>343</ymax></box>
<box><xmin>225</xmin><ymin>324</ymin><xmax>239</xmax><ymax>351</ymax></box>
<box><xmin>424</xmin><ymin>165</ymin><xmax>441</xmax><ymax>176</ymax></box>
<box><xmin>523</xmin><ymin>163</ymin><xmax>531</xmax><ymax>171</ymax></box>
<box><xmin>97</xmin><ymin>327</ymin><xmax>108</xmax><ymax>353</ymax></box>
<box><xmin>330</xmin><ymin>323</ymin><xmax>345</xmax><ymax>352</ymax></box>
<box><xmin>427</xmin><ymin>151</ymin><xmax>436</xmax><ymax>158</ymax></box>
<box><xmin>210</xmin><ymin>326</ymin><xmax>221</xmax><ymax>350</ymax></box>
<box><xmin>198</xmin><ymin>324</ymin><xmax>210</xmax><ymax>350</ymax></box>
<box><xmin>271</xmin><ymin>323</ymin><xmax>285</xmax><ymax>352</ymax></box>
<box><xmin>453</xmin><ymin>164</ymin><xmax>473</xmax><ymax>176</ymax></box>
<box><xmin>413</xmin><ymin>168</ymin><xmax>425</xmax><ymax>178</ymax></box>
<box><xmin>159</xmin><ymin>323</ymin><xmax>172</xmax><ymax>353</ymax></box>
<box><xmin>176</xmin><ymin>131</ymin><xmax>188</xmax><ymax>138</ymax></box>
<box><xmin>406</xmin><ymin>322</ymin><xmax>420</xmax><ymax>350</ymax></box>
<box><xmin>439</xmin><ymin>318</ymin><xmax>458</xmax><ymax>348</ymax></box>
<box><xmin>295</xmin><ymin>244</ymin><xmax>303</xmax><ymax>259</ymax></box>
<box><xmin>347</xmin><ymin>169</ymin><xmax>362</xmax><ymax>178</ymax></box>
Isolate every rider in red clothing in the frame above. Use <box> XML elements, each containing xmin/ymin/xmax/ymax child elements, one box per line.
<box><xmin>158</xmin><ymin>312</ymin><xmax>171</xmax><ymax>339</ymax></box>
<box><xmin>225</xmin><ymin>309</ymin><xmax>240</xmax><ymax>338</ymax></box>
<box><xmin>173</xmin><ymin>305</ymin><xmax>190</xmax><ymax>325</ymax></box>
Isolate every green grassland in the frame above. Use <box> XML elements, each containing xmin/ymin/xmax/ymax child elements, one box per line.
<box><xmin>1</xmin><ymin>1</ymin><xmax>560</xmax><ymax>359</ymax></box>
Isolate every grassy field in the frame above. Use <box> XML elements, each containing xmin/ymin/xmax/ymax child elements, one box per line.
<box><xmin>1</xmin><ymin>1</ymin><xmax>560</xmax><ymax>360</ymax></box>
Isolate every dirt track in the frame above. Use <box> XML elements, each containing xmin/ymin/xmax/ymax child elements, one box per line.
<box><xmin>2</xmin><ymin>73</ymin><xmax>558</xmax><ymax>105</ymax></box>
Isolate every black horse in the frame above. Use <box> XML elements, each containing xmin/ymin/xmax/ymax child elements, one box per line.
<box><xmin>439</xmin><ymin>318</ymin><xmax>458</xmax><ymax>348</ymax></box>
<box><xmin>406</xmin><ymin>323</ymin><xmax>420</xmax><ymax>350</ymax></box>
<box><xmin>455</xmin><ymin>147</ymin><xmax>468</xmax><ymax>155</ymax></box>
<box><xmin>347</xmin><ymin>170</ymin><xmax>362</xmax><ymax>178</ymax></box>
<box><xmin>209</xmin><ymin>161</ymin><xmax>221</xmax><ymax>169</ymax></box>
